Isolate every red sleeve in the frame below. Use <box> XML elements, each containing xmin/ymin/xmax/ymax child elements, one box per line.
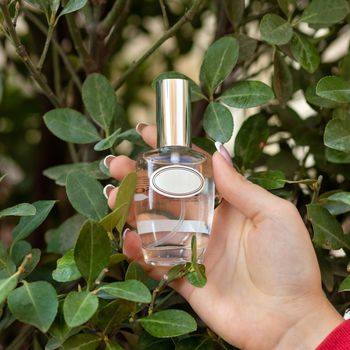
<box><xmin>316</xmin><ymin>319</ymin><xmax>350</xmax><ymax>349</ymax></box>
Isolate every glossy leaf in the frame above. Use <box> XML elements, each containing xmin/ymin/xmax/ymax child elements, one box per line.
<box><xmin>46</xmin><ymin>214</ymin><xmax>85</xmax><ymax>255</ymax></box>
<box><xmin>82</xmin><ymin>73</ymin><xmax>117</xmax><ymax>133</ymax></box>
<box><xmin>325</xmin><ymin>147</ymin><xmax>350</xmax><ymax>163</ymax></box>
<box><xmin>66</xmin><ymin>171</ymin><xmax>108</xmax><ymax>222</ymax></box>
<box><xmin>105</xmin><ymin>341</ymin><xmax>123</xmax><ymax>350</ymax></box>
<box><xmin>60</xmin><ymin>0</ymin><xmax>88</xmax><ymax>16</ymax></box>
<box><xmin>19</xmin><ymin>249</ymin><xmax>41</xmax><ymax>279</ymax></box>
<box><xmin>259</xmin><ymin>14</ymin><xmax>293</xmax><ymax>45</ymax></box>
<box><xmin>327</xmin><ymin>192</ymin><xmax>350</xmax><ymax>206</ymax></box>
<box><xmin>224</xmin><ymin>0</ymin><xmax>244</xmax><ymax>28</ymax></box>
<box><xmin>152</xmin><ymin>72</ymin><xmax>205</xmax><ymax>102</ymax></box>
<box><xmin>175</xmin><ymin>337</ymin><xmax>215</xmax><ymax>350</ymax></box>
<box><xmin>273</xmin><ymin>51</ymin><xmax>293</xmax><ymax>107</ymax></box>
<box><xmin>0</xmin><ymin>274</ymin><xmax>18</xmax><ymax>304</ymax></box>
<box><xmin>0</xmin><ymin>203</ymin><xmax>36</xmax><ymax>218</ymax></box>
<box><xmin>199</xmin><ymin>37</ymin><xmax>239</xmax><ymax>95</ymax></box>
<box><xmin>237</xmin><ymin>35</ymin><xmax>257</xmax><ymax>63</ymax></box>
<box><xmin>307</xmin><ymin>204</ymin><xmax>349</xmax><ymax>250</ymax></box>
<box><xmin>43</xmin><ymin>161</ymin><xmax>108</xmax><ymax>186</ymax></box>
<box><xmin>98</xmin><ymin>280</ymin><xmax>151</xmax><ymax>303</ymax></box>
<box><xmin>12</xmin><ymin>200</ymin><xmax>56</xmax><ymax>246</ymax></box>
<box><xmin>277</xmin><ymin>0</ymin><xmax>296</xmax><ymax>17</ymax></box>
<box><xmin>290</xmin><ymin>33</ymin><xmax>320</xmax><ymax>73</ymax></box>
<box><xmin>8</xmin><ymin>281</ymin><xmax>58</xmax><ymax>333</ymax></box>
<box><xmin>94</xmin><ymin>128</ymin><xmax>121</xmax><ymax>151</ymax></box>
<box><xmin>234</xmin><ymin>114</ymin><xmax>269</xmax><ymax>168</ymax></box>
<box><xmin>52</xmin><ymin>249</ymin><xmax>82</xmax><ymax>282</ymax></box>
<box><xmin>74</xmin><ymin>220</ymin><xmax>111</xmax><ymax>287</ymax></box>
<box><xmin>203</xmin><ymin>102</ymin><xmax>233</xmax><ymax>143</ymax></box>
<box><xmin>138</xmin><ymin>310</ymin><xmax>197</xmax><ymax>338</ymax></box>
<box><xmin>186</xmin><ymin>264</ymin><xmax>207</xmax><ymax>288</ymax></box>
<box><xmin>301</xmin><ymin>0</ymin><xmax>349</xmax><ymax>25</ymax></box>
<box><xmin>137</xmin><ymin>331</ymin><xmax>173</xmax><ymax>350</ymax></box>
<box><xmin>316</xmin><ymin>76</ymin><xmax>350</xmax><ymax>103</ymax></box>
<box><xmin>220</xmin><ymin>80</ymin><xmax>274</xmax><ymax>108</ymax></box>
<box><xmin>339</xmin><ymin>275</ymin><xmax>350</xmax><ymax>292</ymax></box>
<box><xmin>305</xmin><ymin>85</ymin><xmax>339</xmax><ymax>108</ymax></box>
<box><xmin>43</xmin><ymin>108</ymin><xmax>101</xmax><ymax>144</ymax></box>
<box><xmin>10</xmin><ymin>240</ymin><xmax>31</xmax><ymax>266</ymax></box>
<box><xmin>61</xmin><ymin>334</ymin><xmax>100</xmax><ymax>350</ymax></box>
<box><xmin>324</xmin><ymin>118</ymin><xmax>350</xmax><ymax>152</ymax></box>
<box><xmin>0</xmin><ymin>242</ymin><xmax>16</xmax><ymax>279</ymax></box>
<box><xmin>63</xmin><ymin>291</ymin><xmax>99</xmax><ymax>327</ymax></box>
<box><xmin>248</xmin><ymin>170</ymin><xmax>286</xmax><ymax>190</ymax></box>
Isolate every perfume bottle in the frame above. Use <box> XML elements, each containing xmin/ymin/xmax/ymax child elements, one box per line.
<box><xmin>134</xmin><ymin>78</ymin><xmax>215</xmax><ymax>266</ymax></box>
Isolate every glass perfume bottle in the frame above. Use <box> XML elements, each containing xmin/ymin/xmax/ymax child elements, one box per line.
<box><xmin>134</xmin><ymin>78</ymin><xmax>215</xmax><ymax>266</ymax></box>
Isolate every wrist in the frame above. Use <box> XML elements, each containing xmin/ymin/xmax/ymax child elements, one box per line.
<box><xmin>276</xmin><ymin>295</ymin><xmax>343</xmax><ymax>350</ymax></box>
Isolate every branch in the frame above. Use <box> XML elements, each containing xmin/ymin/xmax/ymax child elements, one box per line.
<box><xmin>112</xmin><ymin>0</ymin><xmax>205</xmax><ymax>90</ymax></box>
<box><xmin>65</xmin><ymin>12</ymin><xmax>98</xmax><ymax>73</ymax></box>
<box><xmin>37</xmin><ymin>20</ymin><xmax>55</xmax><ymax>71</ymax></box>
<box><xmin>0</xmin><ymin>1</ymin><xmax>62</xmax><ymax>107</ymax></box>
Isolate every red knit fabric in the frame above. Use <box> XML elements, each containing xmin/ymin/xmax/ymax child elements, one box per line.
<box><xmin>316</xmin><ymin>319</ymin><xmax>350</xmax><ymax>349</ymax></box>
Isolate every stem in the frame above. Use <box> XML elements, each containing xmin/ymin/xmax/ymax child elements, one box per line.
<box><xmin>6</xmin><ymin>324</ymin><xmax>32</xmax><ymax>350</ymax></box>
<box><xmin>68</xmin><ymin>142</ymin><xmax>79</xmax><ymax>163</ymax></box>
<box><xmin>97</xmin><ymin>0</ymin><xmax>127</xmax><ymax>37</ymax></box>
<box><xmin>52</xmin><ymin>35</ymin><xmax>61</xmax><ymax>98</ymax></box>
<box><xmin>311</xmin><ymin>175</ymin><xmax>323</xmax><ymax>204</ymax></box>
<box><xmin>112</xmin><ymin>0</ymin><xmax>205</xmax><ymax>90</ymax></box>
<box><xmin>25</xmin><ymin>10</ymin><xmax>82</xmax><ymax>92</ymax></box>
<box><xmin>0</xmin><ymin>1</ymin><xmax>61</xmax><ymax>107</ymax></box>
<box><xmin>65</xmin><ymin>12</ymin><xmax>98</xmax><ymax>73</ymax></box>
<box><xmin>94</xmin><ymin>268</ymin><xmax>109</xmax><ymax>287</ymax></box>
<box><xmin>159</xmin><ymin>0</ymin><xmax>169</xmax><ymax>29</ymax></box>
<box><xmin>37</xmin><ymin>16</ymin><xmax>55</xmax><ymax>70</ymax></box>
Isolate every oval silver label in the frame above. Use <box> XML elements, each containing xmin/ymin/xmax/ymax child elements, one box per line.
<box><xmin>150</xmin><ymin>165</ymin><xmax>205</xmax><ymax>198</ymax></box>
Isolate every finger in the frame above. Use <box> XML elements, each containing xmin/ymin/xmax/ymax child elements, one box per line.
<box><xmin>213</xmin><ymin>149</ymin><xmax>286</xmax><ymax>221</ymax></box>
<box><xmin>123</xmin><ymin>229</ymin><xmax>195</xmax><ymax>299</ymax></box>
<box><xmin>108</xmin><ymin>155</ymin><xmax>136</xmax><ymax>181</ymax></box>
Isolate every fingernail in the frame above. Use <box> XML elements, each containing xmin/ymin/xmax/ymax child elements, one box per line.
<box><xmin>123</xmin><ymin>228</ymin><xmax>130</xmax><ymax>240</ymax></box>
<box><xmin>103</xmin><ymin>184</ymin><xmax>115</xmax><ymax>199</ymax></box>
<box><xmin>103</xmin><ymin>155</ymin><xmax>115</xmax><ymax>168</ymax></box>
<box><xmin>215</xmin><ymin>141</ymin><xmax>232</xmax><ymax>165</ymax></box>
<box><xmin>136</xmin><ymin>122</ymin><xmax>149</xmax><ymax>135</ymax></box>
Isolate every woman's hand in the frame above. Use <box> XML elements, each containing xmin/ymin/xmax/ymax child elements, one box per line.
<box><xmin>104</xmin><ymin>124</ymin><xmax>343</xmax><ymax>350</ymax></box>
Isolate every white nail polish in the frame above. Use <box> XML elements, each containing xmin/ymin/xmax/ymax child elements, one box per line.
<box><xmin>122</xmin><ymin>228</ymin><xmax>130</xmax><ymax>239</ymax></box>
<box><xmin>135</xmin><ymin>122</ymin><xmax>149</xmax><ymax>135</ymax></box>
<box><xmin>214</xmin><ymin>141</ymin><xmax>222</xmax><ymax>152</ymax></box>
<box><xmin>103</xmin><ymin>155</ymin><xmax>115</xmax><ymax>168</ymax></box>
<box><xmin>103</xmin><ymin>184</ymin><xmax>115</xmax><ymax>199</ymax></box>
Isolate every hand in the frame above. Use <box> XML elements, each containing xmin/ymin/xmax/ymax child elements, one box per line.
<box><xmin>104</xmin><ymin>124</ymin><xmax>343</xmax><ymax>350</ymax></box>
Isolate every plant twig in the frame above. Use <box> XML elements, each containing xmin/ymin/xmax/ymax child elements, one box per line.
<box><xmin>0</xmin><ymin>0</ymin><xmax>61</xmax><ymax>107</ymax></box>
<box><xmin>112</xmin><ymin>0</ymin><xmax>205</xmax><ymax>90</ymax></box>
<box><xmin>25</xmin><ymin>10</ymin><xmax>83</xmax><ymax>92</ymax></box>
<box><xmin>159</xmin><ymin>0</ymin><xmax>169</xmax><ymax>29</ymax></box>
<box><xmin>37</xmin><ymin>15</ymin><xmax>55</xmax><ymax>70</ymax></box>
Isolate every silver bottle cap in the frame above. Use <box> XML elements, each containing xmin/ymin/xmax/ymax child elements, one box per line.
<box><xmin>156</xmin><ymin>78</ymin><xmax>191</xmax><ymax>148</ymax></box>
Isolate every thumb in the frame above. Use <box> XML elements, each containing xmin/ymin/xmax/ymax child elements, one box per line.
<box><xmin>213</xmin><ymin>143</ymin><xmax>283</xmax><ymax>220</ymax></box>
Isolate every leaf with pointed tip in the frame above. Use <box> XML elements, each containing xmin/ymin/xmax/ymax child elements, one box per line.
<box><xmin>260</xmin><ymin>14</ymin><xmax>293</xmax><ymax>45</ymax></box>
<box><xmin>339</xmin><ymin>275</ymin><xmax>350</xmax><ymax>292</ymax></box>
<box><xmin>94</xmin><ymin>128</ymin><xmax>121</xmax><ymax>151</ymax></box>
<box><xmin>60</xmin><ymin>0</ymin><xmax>88</xmax><ymax>16</ymax></box>
<box><xmin>52</xmin><ymin>249</ymin><xmax>81</xmax><ymax>282</ymax></box>
<box><xmin>0</xmin><ymin>203</ymin><xmax>36</xmax><ymax>218</ymax></box>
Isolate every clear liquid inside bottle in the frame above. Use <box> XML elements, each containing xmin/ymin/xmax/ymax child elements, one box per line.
<box><xmin>135</xmin><ymin>146</ymin><xmax>215</xmax><ymax>265</ymax></box>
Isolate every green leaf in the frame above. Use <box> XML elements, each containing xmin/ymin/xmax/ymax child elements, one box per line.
<box><xmin>25</xmin><ymin>0</ymin><xmax>50</xmax><ymax>15</ymax></box>
<box><xmin>290</xmin><ymin>33</ymin><xmax>320</xmax><ymax>73</ymax></box>
<box><xmin>74</xmin><ymin>220</ymin><xmax>111</xmax><ymax>287</ymax></box>
<box><xmin>12</xmin><ymin>200</ymin><xmax>56</xmax><ymax>246</ymax></box>
<box><xmin>46</xmin><ymin>214</ymin><xmax>86</xmax><ymax>255</ymax></box>
<box><xmin>324</xmin><ymin>118</ymin><xmax>350</xmax><ymax>152</ymax></box>
<box><xmin>224</xmin><ymin>0</ymin><xmax>245</xmax><ymax>28</ymax></box>
<box><xmin>301</xmin><ymin>0</ymin><xmax>349</xmax><ymax>25</ymax></box>
<box><xmin>203</xmin><ymin>102</ymin><xmax>233</xmax><ymax>143</ymax></box>
<box><xmin>94</xmin><ymin>128</ymin><xmax>121</xmax><ymax>151</ymax></box>
<box><xmin>61</xmin><ymin>334</ymin><xmax>100</xmax><ymax>350</ymax></box>
<box><xmin>8</xmin><ymin>281</ymin><xmax>58</xmax><ymax>333</ymax></box>
<box><xmin>339</xmin><ymin>275</ymin><xmax>350</xmax><ymax>292</ymax></box>
<box><xmin>220</xmin><ymin>80</ymin><xmax>274</xmax><ymax>108</ymax></box>
<box><xmin>0</xmin><ymin>203</ymin><xmax>36</xmax><ymax>218</ymax></box>
<box><xmin>100</xmin><ymin>172</ymin><xmax>136</xmax><ymax>233</ymax></box>
<box><xmin>325</xmin><ymin>147</ymin><xmax>350</xmax><ymax>163</ymax></box>
<box><xmin>52</xmin><ymin>249</ymin><xmax>82</xmax><ymax>282</ymax></box>
<box><xmin>60</xmin><ymin>0</ymin><xmax>88</xmax><ymax>16</ymax></box>
<box><xmin>273</xmin><ymin>51</ymin><xmax>293</xmax><ymax>108</ymax></box>
<box><xmin>98</xmin><ymin>280</ymin><xmax>151</xmax><ymax>303</ymax></box>
<box><xmin>234</xmin><ymin>114</ymin><xmax>269</xmax><ymax>168</ymax></box>
<box><xmin>316</xmin><ymin>76</ymin><xmax>350</xmax><ymax>103</ymax></box>
<box><xmin>186</xmin><ymin>263</ymin><xmax>207</xmax><ymax>288</ymax></box>
<box><xmin>125</xmin><ymin>261</ymin><xmax>146</xmax><ymax>281</ymax></box>
<box><xmin>66</xmin><ymin>171</ymin><xmax>108</xmax><ymax>222</ymax></box>
<box><xmin>63</xmin><ymin>291</ymin><xmax>99</xmax><ymax>327</ymax></box>
<box><xmin>105</xmin><ymin>341</ymin><xmax>123</xmax><ymax>350</ymax></box>
<box><xmin>43</xmin><ymin>108</ymin><xmax>101</xmax><ymax>144</ymax></box>
<box><xmin>0</xmin><ymin>242</ymin><xmax>16</xmax><ymax>279</ymax></box>
<box><xmin>175</xmin><ymin>337</ymin><xmax>215</xmax><ymax>350</ymax></box>
<box><xmin>19</xmin><ymin>249</ymin><xmax>41</xmax><ymax>279</ymax></box>
<box><xmin>0</xmin><ymin>274</ymin><xmax>18</xmax><ymax>304</ymax></box>
<box><xmin>152</xmin><ymin>72</ymin><xmax>205</xmax><ymax>102</ymax></box>
<box><xmin>139</xmin><ymin>310</ymin><xmax>197</xmax><ymax>338</ymax></box>
<box><xmin>137</xmin><ymin>332</ymin><xmax>173</xmax><ymax>350</ymax></box>
<box><xmin>192</xmin><ymin>137</ymin><xmax>216</xmax><ymax>155</ymax></box>
<box><xmin>82</xmin><ymin>73</ymin><xmax>117</xmax><ymax>133</ymax></box>
<box><xmin>10</xmin><ymin>240</ymin><xmax>31</xmax><ymax>266</ymax></box>
<box><xmin>327</xmin><ymin>192</ymin><xmax>350</xmax><ymax>206</ymax></box>
<box><xmin>307</xmin><ymin>204</ymin><xmax>349</xmax><ymax>250</ymax></box>
<box><xmin>199</xmin><ymin>37</ymin><xmax>239</xmax><ymax>96</ymax></box>
<box><xmin>237</xmin><ymin>35</ymin><xmax>257</xmax><ymax>63</ymax></box>
<box><xmin>44</xmin><ymin>161</ymin><xmax>108</xmax><ymax>186</ymax></box>
<box><xmin>305</xmin><ymin>85</ymin><xmax>340</xmax><ymax>108</ymax></box>
<box><xmin>277</xmin><ymin>0</ymin><xmax>296</xmax><ymax>17</ymax></box>
<box><xmin>248</xmin><ymin>170</ymin><xmax>286</xmax><ymax>190</ymax></box>
<box><xmin>259</xmin><ymin>14</ymin><xmax>293</xmax><ymax>45</ymax></box>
